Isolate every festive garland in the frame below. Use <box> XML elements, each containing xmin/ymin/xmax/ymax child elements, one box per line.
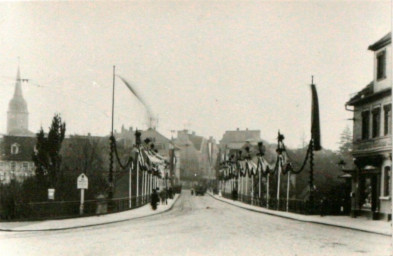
<box><xmin>217</xmin><ymin>132</ymin><xmax>312</xmax><ymax>181</ymax></box>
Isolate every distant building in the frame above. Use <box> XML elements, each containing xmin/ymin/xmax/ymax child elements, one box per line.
<box><xmin>0</xmin><ymin>135</ymin><xmax>36</xmax><ymax>183</ymax></box>
<box><xmin>114</xmin><ymin>126</ymin><xmax>182</xmax><ymax>184</ymax></box>
<box><xmin>219</xmin><ymin>128</ymin><xmax>261</xmax><ymax>156</ymax></box>
<box><xmin>114</xmin><ymin>126</ymin><xmax>172</xmax><ymax>158</ymax></box>
<box><xmin>0</xmin><ymin>66</ymin><xmax>36</xmax><ymax>183</ymax></box>
<box><xmin>346</xmin><ymin>32</ymin><xmax>391</xmax><ymax>220</ymax></box>
<box><xmin>174</xmin><ymin>130</ymin><xmax>218</xmax><ymax>185</ymax></box>
<box><xmin>141</xmin><ymin>128</ymin><xmax>171</xmax><ymax>158</ymax></box>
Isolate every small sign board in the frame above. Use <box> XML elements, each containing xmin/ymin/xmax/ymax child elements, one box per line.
<box><xmin>77</xmin><ymin>173</ymin><xmax>88</xmax><ymax>189</ymax></box>
<box><xmin>48</xmin><ymin>188</ymin><xmax>55</xmax><ymax>200</ymax></box>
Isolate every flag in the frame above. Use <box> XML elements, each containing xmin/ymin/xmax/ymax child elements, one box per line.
<box><xmin>117</xmin><ymin>75</ymin><xmax>153</xmax><ymax>121</ymax></box>
<box><xmin>310</xmin><ymin>83</ymin><xmax>322</xmax><ymax>151</ymax></box>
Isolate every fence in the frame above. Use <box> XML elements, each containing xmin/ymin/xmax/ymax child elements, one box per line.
<box><xmin>0</xmin><ymin>194</ymin><xmax>152</xmax><ymax>221</ymax></box>
<box><xmin>222</xmin><ymin>192</ymin><xmax>348</xmax><ymax>216</ymax></box>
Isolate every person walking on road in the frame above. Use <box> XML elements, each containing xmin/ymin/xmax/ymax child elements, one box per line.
<box><xmin>151</xmin><ymin>189</ymin><xmax>159</xmax><ymax>210</ymax></box>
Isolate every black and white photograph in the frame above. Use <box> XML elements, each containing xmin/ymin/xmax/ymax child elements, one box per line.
<box><xmin>0</xmin><ymin>1</ymin><xmax>391</xmax><ymax>255</ymax></box>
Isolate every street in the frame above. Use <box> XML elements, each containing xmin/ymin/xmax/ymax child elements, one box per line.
<box><xmin>0</xmin><ymin>191</ymin><xmax>390</xmax><ymax>256</ymax></box>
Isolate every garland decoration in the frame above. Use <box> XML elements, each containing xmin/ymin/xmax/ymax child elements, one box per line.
<box><xmin>110</xmin><ymin>135</ymin><xmax>133</xmax><ymax>170</ymax></box>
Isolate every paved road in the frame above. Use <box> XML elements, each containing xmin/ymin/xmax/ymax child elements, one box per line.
<box><xmin>0</xmin><ymin>191</ymin><xmax>390</xmax><ymax>256</ymax></box>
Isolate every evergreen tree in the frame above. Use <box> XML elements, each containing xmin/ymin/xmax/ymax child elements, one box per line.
<box><xmin>338</xmin><ymin>126</ymin><xmax>352</xmax><ymax>154</ymax></box>
<box><xmin>32</xmin><ymin>114</ymin><xmax>66</xmax><ymax>190</ymax></box>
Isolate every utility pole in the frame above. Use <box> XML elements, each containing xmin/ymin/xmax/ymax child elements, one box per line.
<box><xmin>109</xmin><ymin>65</ymin><xmax>116</xmax><ymax>202</ymax></box>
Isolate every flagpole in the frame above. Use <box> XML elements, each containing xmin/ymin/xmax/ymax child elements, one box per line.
<box><xmin>251</xmin><ymin>174</ymin><xmax>254</xmax><ymax>205</ymax></box>
<box><xmin>136</xmin><ymin>150</ymin><xmax>139</xmax><ymax>205</ymax></box>
<box><xmin>259</xmin><ymin>167</ymin><xmax>261</xmax><ymax>203</ymax></box>
<box><xmin>129</xmin><ymin>164</ymin><xmax>132</xmax><ymax>208</ymax></box>
<box><xmin>108</xmin><ymin>65</ymin><xmax>116</xmax><ymax>202</ymax></box>
<box><xmin>286</xmin><ymin>171</ymin><xmax>291</xmax><ymax>212</ymax></box>
<box><xmin>277</xmin><ymin>161</ymin><xmax>281</xmax><ymax>210</ymax></box>
<box><xmin>246</xmin><ymin>173</ymin><xmax>248</xmax><ymax>202</ymax></box>
<box><xmin>267</xmin><ymin>173</ymin><xmax>270</xmax><ymax>209</ymax></box>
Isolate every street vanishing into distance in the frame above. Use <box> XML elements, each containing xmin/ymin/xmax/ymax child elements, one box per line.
<box><xmin>0</xmin><ymin>191</ymin><xmax>390</xmax><ymax>256</ymax></box>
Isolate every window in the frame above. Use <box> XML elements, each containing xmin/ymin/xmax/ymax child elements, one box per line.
<box><xmin>372</xmin><ymin>108</ymin><xmax>381</xmax><ymax>138</ymax></box>
<box><xmin>377</xmin><ymin>51</ymin><xmax>386</xmax><ymax>80</ymax></box>
<box><xmin>361</xmin><ymin>111</ymin><xmax>370</xmax><ymax>140</ymax></box>
<box><xmin>10</xmin><ymin>162</ymin><xmax>16</xmax><ymax>177</ymax></box>
<box><xmin>384</xmin><ymin>104</ymin><xmax>392</xmax><ymax>135</ymax></box>
<box><xmin>11</xmin><ymin>143</ymin><xmax>20</xmax><ymax>155</ymax></box>
<box><xmin>383</xmin><ymin>166</ymin><xmax>391</xmax><ymax>197</ymax></box>
<box><xmin>22</xmin><ymin>162</ymin><xmax>28</xmax><ymax>172</ymax></box>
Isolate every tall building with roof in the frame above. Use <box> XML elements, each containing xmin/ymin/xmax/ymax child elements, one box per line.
<box><xmin>7</xmin><ymin>66</ymin><xmax>33</xmax><ymax>136</ymax></box>
<box><xmin>0</xmin><ymin>66</ymin><xmax>36</xmax><ymax>183</ymax></box>
<box><xmin>345</xmin><ymin>32</ymin><xmax>391</xmax><ymax>220</ymax></box>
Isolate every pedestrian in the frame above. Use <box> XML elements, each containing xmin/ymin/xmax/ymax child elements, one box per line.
<box><xmin>151</xmin><ymin>189</ymin><xmax>159</xmax><ymax>210</ymax></box>
<box><xmin>320</xmin><ymin>197</ymin><xmax>328</xmax><ymax>217</ymax></box>
<box><xmin>232</xmin><ymin>189</ymin><xmax>238</xmax><ymax>201</ymax></box>
<box><xmin>160</xmin><ymin>189</ymin><xmax>167</xmax><ymax>205</ymax></box>
<box><xmin>168</xmin><ymin>187</ymin><xmax>173</xmax><ymax>199</ymax></box>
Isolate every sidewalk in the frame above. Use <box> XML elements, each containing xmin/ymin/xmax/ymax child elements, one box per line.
<box><xmin>0</xmin><ymin>194</ymin><xmax>180</xmax><ymax>232</ymax></box>
<box><xmin>209</xmin><ymin>193</ymin><xmax>392</xmax><ymax>236</ymax></box>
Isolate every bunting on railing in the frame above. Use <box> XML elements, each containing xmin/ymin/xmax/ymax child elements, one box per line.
<box><xmin>135</xmin><ymin>147</ymin><xmax>169</xmax><ymax>177</ymax></box>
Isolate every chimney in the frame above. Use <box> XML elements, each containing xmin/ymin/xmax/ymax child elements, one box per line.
<box><xmin>236</xmin><ymin>128</ymin><xmax>239</xmax><ymax>131</ymax></box>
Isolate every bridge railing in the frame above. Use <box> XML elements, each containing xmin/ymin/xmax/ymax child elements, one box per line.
<box><xmin>221</xmin><ymin>192</ymin><xmax>347</xmax><ymax>215</ymax></box>
<box><xmin>0</xmin><ymin>194</ymin><xmax>153</xmax><ymax>221</ymax></box>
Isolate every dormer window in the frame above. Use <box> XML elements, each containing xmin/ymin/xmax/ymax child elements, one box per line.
<box><xmin>11</xmin><ymin>143</ymin><xmax>20</xmax><ymax>155</ymax></box>
<box><xmin>376</xmin><ymin>50</ymin><xmax>386</xmax><ymax>80</ymax></box>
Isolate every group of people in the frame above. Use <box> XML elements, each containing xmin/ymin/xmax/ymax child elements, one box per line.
<box><xmin>150</xmin><ymin>187</ymin><xmax>174</xmax><ymax>210</ymax></box>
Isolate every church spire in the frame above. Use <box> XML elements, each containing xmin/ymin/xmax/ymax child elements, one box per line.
<box><xmin>13</xmin><ymin>64</ymin><xmax>23</xmax><ymax>97</ymax></box>
<box><xmin>7</xmin><ymin>63</ymin><xmax>29</xmax><ymax>135</ymax></box>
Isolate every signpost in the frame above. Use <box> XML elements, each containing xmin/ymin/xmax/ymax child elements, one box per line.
<box><xmin>48</xmin><ymin>188</ymin><xmax>55</xmax><ymax>200</ymax></box>
<box><xmin>77</xmin><ymin>173</ymin><xmax>88</xmax><ymax>215</ymax></box>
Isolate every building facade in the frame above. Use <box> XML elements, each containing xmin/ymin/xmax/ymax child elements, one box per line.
<box><xmin>0</xmin><ymin>135</ymin><xmax>36</xmax><ymax>183</ymax></box>
<box><xmin>219</xmin><ymin>128</ymin><xmax>262</xmax><ymax>157</ymax></box>
<box><xmin>346</xmin><ymin>33</ymin><xmax>392</xmax><ymax>220</ymax></box>
<box><xmin>174</xmin><ymin>130</ymin><xmax>218</xmax><ymax>186</ymax></box>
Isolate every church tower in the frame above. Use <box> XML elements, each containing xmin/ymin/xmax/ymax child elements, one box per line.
<box><xmin>7</xmin><ymin>66</ymin><xmax>29</xmax><ymax>135</ymax></box>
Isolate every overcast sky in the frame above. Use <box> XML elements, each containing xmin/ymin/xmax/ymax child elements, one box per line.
<box><xmin>0</xmin><ymin>1</ymin><xmax>391</xmax><ymax>150</ymax></box>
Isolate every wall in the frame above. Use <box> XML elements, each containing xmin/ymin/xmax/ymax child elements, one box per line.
<box><xmin>0</xmin><ymin>160</ymin><xmax>35</xmax><ymax>184</ymax></box>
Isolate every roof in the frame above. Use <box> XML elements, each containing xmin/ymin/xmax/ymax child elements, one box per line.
<box><xmin>188</xmin><ymin>135</ymin><xmax>203</xmax><ymax>151</ymax></box>
<box><xmin>346</xmin><ymin>81</ymin><xmax>374</xmax><ymax>105</ymax></box>
<box><xmin>368</xmin><ymin>32</ymin><xmax>391</xmax><ymax>51</ymax></box>
<box><xmin>141</xmin><ymin>128</ymin><xmax>170</xmax><ymax>143</ymax></box>
<box><xmin>346</xmin><ymin>81</ymin><xmax>391</xmax><ymax>106</ymax></box>
<box><xmin>8</xmin><ymin>128</ymin><xmax>35</xmax><ymax>137</ymax></box>
<box><xmin>220</xmin><ymin>129</ymin><xmax>261</xmax><ymax>145</ymax></box>
<box><xmin>0</xmin><ymin>135</ymin><xmax>36</xmax><ymax>161</ymax></box>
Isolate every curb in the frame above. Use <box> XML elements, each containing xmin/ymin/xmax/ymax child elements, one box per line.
<box><xmin>208</xmin><ymin>193</ymin><xmax>391</xmax><ymax>237</ymax></box>
<box><xmin>0</xmin><ymin>193</ymin><xmax>181</xmax><ymax>232</ymax></box>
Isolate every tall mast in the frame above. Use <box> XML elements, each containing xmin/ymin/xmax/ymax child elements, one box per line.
<box><xmin>109</xmin><ymin>65</ymin><xmax>116</xmax><ymax>201</ymax></box>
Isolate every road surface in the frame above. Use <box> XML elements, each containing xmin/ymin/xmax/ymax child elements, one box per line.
<box><xmin>0</xmin><ymin>191</ymin><xmax>390</xmax><ymax>256</ymax></box>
